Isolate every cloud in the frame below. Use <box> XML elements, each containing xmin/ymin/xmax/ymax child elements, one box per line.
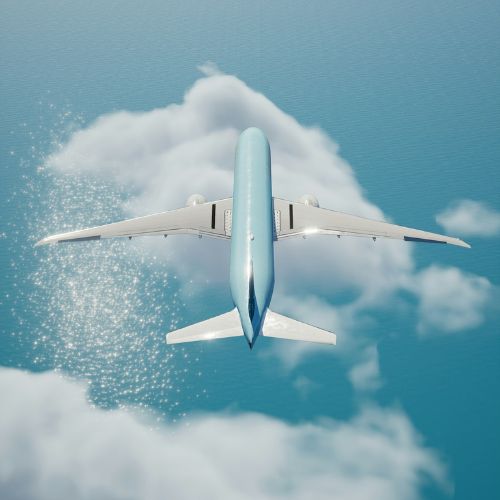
<box><xmin>348</xmin><ymin>345</ymin><xmax>383</xmax><ymax>392</ymax></box>
<box><xmin>412</xmin><ymin>266</ymin><xmax>492</xmax><ymax>335</ymax></box>
<box><xmin>292</xmin><ymin>375</ymin><xmax>318</xmax><ymax>399</ymax></box>
<box><xmin>40</xmin><ymin>69</ymin><xmax>492</xmax><ymax>372</ymax></box>
<box><xmin>198</xmin><ymin>61</ymin><xmax>223</xmax><ymax>76</ymax></box>
<box><xmin>45</xmin><ymin>70</ymin><xmax>412</xmax><ymax>299</ymax></box>
<box><xmin>436</xmin><ymin>200</ymin><xmax>500</xmax><ymax>237</ymax></box>
<box><xmin>259</xmin><ymin>294</ymin><xmax>347</xmax><ymax>370</ymax></box>
<box><xmin>0</xmin><ymin>368</ymin><xmax>449</xmax><ymax>500</ymax></box>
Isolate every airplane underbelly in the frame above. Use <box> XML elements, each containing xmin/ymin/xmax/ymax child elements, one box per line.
<box><xmin>229</xmin><ymin>128</ymin><xmax>274</xmax><ymax>342</ymax></box>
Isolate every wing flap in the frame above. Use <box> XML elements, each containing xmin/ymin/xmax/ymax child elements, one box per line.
<box><xmin>166</xmin><ymin>308</ymin><xmax>243</xmax><ymax>344</ymax></box>
<box><xmin>262</xmin><ymin>310</ymin><xmax>336</xmax><ymax>345</ymax></box>
<box><xmin>273</xmin><ymin>198</ymin><xmax>470</xmax><ymax>248</ymax></box>
<box><xmin>35</xmin><ymin>198</ymin><xmax>232</xmax><ymax>246</ymax></box>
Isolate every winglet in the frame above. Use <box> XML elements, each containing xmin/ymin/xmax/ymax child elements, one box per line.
<box><xmin>35</xmin><ymin>234</ymin><xmax>64</xmax><ymax>246</ymax></box>
<box><xmin>455</xmin><ymin>238</ymin><xmax>471</xmax><ymax>249</ymax></box>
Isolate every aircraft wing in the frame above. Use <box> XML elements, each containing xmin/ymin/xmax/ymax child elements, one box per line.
<box><xmin>273</xmin><ymin>198</ymin><xmax>470</xmax><ymax>248</ymax></box>
<box><xmin>35</xmin><ymin>198</ymin><xmax>233</xmax><ymax>246</ymax></box>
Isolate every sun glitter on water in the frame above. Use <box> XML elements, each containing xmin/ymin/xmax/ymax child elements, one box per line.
<box><xmin>22</xmin><ymin>109</ymin><xmax>205</xmax><ymax>421</ymax></box>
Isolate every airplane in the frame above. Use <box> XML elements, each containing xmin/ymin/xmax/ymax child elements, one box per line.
<box><xmin>36</xmin><ymin>127</ymin><xmax>470</xmax><ymax>349</ymax></box>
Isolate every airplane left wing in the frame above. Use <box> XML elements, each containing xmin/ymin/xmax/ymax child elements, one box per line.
<box><xmin>35</xmin><ymin>198</ymin><xmax>233</xmax><ymax>246</ymax></box>
<box><xmin>273</xmin><ymin>198</ymin><xmax>470</xmax><ymax>248</ymax></box>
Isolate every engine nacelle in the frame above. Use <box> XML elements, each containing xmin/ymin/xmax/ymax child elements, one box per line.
<box><xmin>299</xmin><ymin>194</ymin><xmax>319</xmax><ymax>207</ymax></box>
<box><xmin>186</xmin><ymin>194</ymin><xmax>206</xmax><ymax>207</ymax></box>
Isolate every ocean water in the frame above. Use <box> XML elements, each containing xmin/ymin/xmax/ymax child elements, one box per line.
<box><xmin>1</xmin><ymin>1</ymin><xmax>499</xmax><ymax>498</ymax></box>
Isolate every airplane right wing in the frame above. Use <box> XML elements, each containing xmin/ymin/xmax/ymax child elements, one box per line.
<box><xmin>272</xmin><ymin>198</ymin><xmax>470</xmax><ymax>248</ymax></box>
<box><xmin>35</xmin><ymin>198</ymin><xmax>233</xmax><ymax>246</ymax></box>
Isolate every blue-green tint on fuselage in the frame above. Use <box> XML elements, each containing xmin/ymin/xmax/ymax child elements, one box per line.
<box><xmin>229</xmin><ymin>128</ymin><xmax>274</xmax><ymax>348</ymax></box>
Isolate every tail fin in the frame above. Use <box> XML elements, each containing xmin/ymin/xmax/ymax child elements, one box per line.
<box><xmin>263</xmin><ymin>310</ymin><xmax>336</xmax><ymax>345</ymax></box>
<box><xmin>166</xmin><ymin>308</ymin><xmax>243</xmax><ymax>344</ymax></box>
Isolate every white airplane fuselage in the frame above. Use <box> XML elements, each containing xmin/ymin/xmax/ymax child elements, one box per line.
<box><xmin>229</xmin><ymin>128</ymin><xmax>274</xmax><ymax>348</ymax></box>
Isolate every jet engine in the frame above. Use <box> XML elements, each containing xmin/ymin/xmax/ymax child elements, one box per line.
<box><xmin>298</xmin><ymin>194</ymin><xmax>319</xmax><ymax>207</ymax></box>
<box><xmin>186</xmin><ymin>194</ymin><xmax>206</xmax><ymax>207</ymax></box>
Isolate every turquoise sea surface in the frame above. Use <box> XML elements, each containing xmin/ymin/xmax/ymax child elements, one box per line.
<box><xmin>1</xmin><ymin>1</ymin><xmax>499</xmax><ymax>499</ymax></box>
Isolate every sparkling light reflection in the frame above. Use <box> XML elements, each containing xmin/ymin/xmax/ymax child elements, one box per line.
<box><xmin>21</xmin><ymin>109</ymin><xmax>204</xmax><ymax>421</ymax></box>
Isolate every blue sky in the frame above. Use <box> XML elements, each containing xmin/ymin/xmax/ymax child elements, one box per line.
<box><xmin>1</xmin><ymin>1</ymin><xmax>499</xmax><ymax>499</ymax></box>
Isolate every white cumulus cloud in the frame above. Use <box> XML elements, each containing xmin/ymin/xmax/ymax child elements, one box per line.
<box><xmin>436</xmin><ymin>199</ymin><xmax>500</xmax><ymax>237</ymax></box>
<box><xmin>41</xmin><ymin>69</ymin><xmax>492</xmax><ymax>372</ymax></box>
<box><xmin>412</xmin><ymin>266</ymin><xmax>492</xmax><ymax>335</ymax></box>
<box><xmin>46</xmin><ymin>70</ymin><xmax>412</xmax><ymax>301</ymax></box>
<box><xmin>0</xmin><ymin>368</ymin><xmax>449</xmax><ymax>500</ymax></box>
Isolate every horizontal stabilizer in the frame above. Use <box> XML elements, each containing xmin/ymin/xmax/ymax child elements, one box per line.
<box><xmin>262</xmin><ymin>310</ymin><xmax>336</xmax><ymax>345</ymax></box>
<box><xmin>166</xmin><ymin>308</ymin><xmax>243</xmax><ymax>344</ymax></box>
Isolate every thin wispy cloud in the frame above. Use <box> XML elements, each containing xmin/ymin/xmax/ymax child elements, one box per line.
<box><xmin>348</xmin><ymin>345</ymin><xmax>383</xmax><ymax>392</ymax></box>
<box><xmin>292</xmin><ymin>375</ymin><xmax>319</xmax><ymax>399</ymax></box>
